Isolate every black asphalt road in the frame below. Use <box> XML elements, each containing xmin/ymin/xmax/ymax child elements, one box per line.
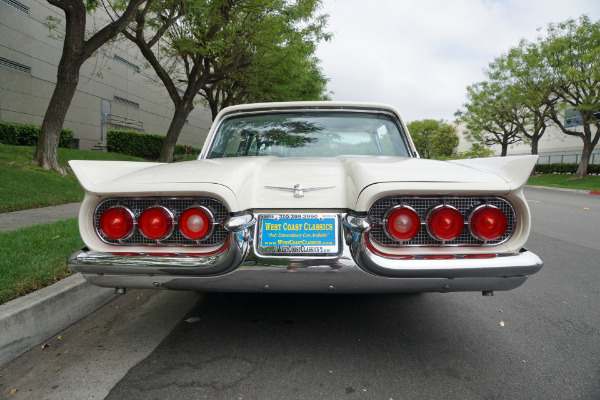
<box><xmin>105</xmin><ymin>188</ymin><xmax>600</xmax><ymax>400</ymax></box>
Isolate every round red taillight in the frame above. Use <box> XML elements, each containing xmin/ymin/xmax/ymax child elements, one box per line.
<box><xmin>138</xmin><ymin>207</ymin><xmax>173</xmax><ymax>240</ymax></box>
<box><xmin>99</xmin><ymin>207</ymin><xmax>134</xmax><ymax>240</ymax></box>
<box><xmin>469</xmin><ymin>205</ymin><xmax>508</xmax><ymax>241</ymax></box>
<box><xmin>427</xmin><ymin>205</ymin><xmax>464</xmax><ymax>241</ymax></box>
<box><xmin>178</xmin><ymin>207</ymin><xmax>213</xmax><ymax>240</ymax></box>
<box><xmin>386</xmin><ymin>206</ymin><xmax>421</xmax><ymax>241</ymax></box>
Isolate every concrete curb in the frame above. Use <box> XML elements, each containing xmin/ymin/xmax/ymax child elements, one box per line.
<box><xmin>525</xmin><ymin>185</ymin><xmax>599</xmax><ymax>195</ymax></box>
<box><xmin>0</xmin><ymin>273</ymin><xmax>117</xmax><ymax>368</ymax></box>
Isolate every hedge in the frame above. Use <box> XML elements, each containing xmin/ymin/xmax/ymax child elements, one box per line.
<box><xmin>534</xmin><ymin>163</ymin><xmax>600</xmax><ymax>175</ymax></box>
<box><xmin>107</xmin><ymin>130</ymin><xmax>201</xmax><ymax>161</ymax></box>
<box><xmin>0</xmin><ymin>121</ymin><xmax>73</xmax><ymax>148</ymax></box>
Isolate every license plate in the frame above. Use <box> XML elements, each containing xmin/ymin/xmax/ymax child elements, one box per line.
<box><xmin>257</xmin><ymin>213</ymin><xmax>340</xmax><ymax>257</ymax></box>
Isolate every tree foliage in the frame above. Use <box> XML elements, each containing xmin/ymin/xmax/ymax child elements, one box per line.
<box><xmin>430</xmin><ymin>124</ymin><xmax>460</xmax><ymax>158</ymax></box>
<box><xmin>125</xmin><ymin>0</ymin><xmax>329</xmax><ymax>162</ymax></box>
<box><xmin>406</xmin><ymin>119</ymin><xmax>459</xmax><ymax>159</ymax></box>
<box><xmin>33</xmin><ymin>0</ymin><xmax>147</xmax><ymax>173</ymax></box>
<box><xmin>200</xmin><ymin>43</ymin><xmax>330</xmax><ymax>120</ymax></box>
<box><xmin>490</xmin><ymin>42</ymin><xmax>557</xmax><ymax>155</ymax></box>
<box><xmin>455</xmin><ymin>80</ymin><xmax>524</xmax><ymax>157</ymax></box>
<box><xmin>457</xmin><ymin>143</ymin><xmax>495</xmax><ymax>159</ymax></box>
<box><xmin>539</xmin><ymin>16</ymin><xmax>600</xmax><ymax>178</ymax></box>
<box><xmin>456</xmin><ymin>15</ymin><xmax>600</xmax><ymax>176</ymax></box>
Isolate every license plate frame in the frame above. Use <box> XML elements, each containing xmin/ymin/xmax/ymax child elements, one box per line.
<box><xmin>256</xmin><ymin>213</ymin><xmax>341</xmax><ymax>258</ymax></box>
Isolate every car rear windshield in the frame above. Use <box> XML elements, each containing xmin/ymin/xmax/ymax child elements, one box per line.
<box><xmin>205</xmin><ymin>111</ymin><xmax>410</xmax><ymax>158</ymax></box>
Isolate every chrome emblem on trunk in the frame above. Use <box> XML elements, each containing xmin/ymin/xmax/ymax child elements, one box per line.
<box><xmin>265</xmin><ymin>184</ymin><xmax>335</xmax><ymax>198</ymax></box>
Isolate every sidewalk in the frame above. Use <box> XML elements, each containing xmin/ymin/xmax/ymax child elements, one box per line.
<box><xmin>0</xmin><ymin>202</ymin><xmax>117</xmax><ymax>368</ymax></box>
<box><xmin>0</xmin><ymin>202</ymin><xmax>82</xmax><ymax>232</ymax></box>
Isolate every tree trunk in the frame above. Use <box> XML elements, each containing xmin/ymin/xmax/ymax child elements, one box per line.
<box><xmin>500</xmin><ymin>142</ymin><xmax>508</xmax><ymax>157</ymax></box>
<box><xmin>573</xmin><ymin>142</ymin><xmax>592</xmax><ymax>178</ymax></box>
<box><xmin>209</xmin><ymin>101</ymin><xmax>219</xmax><ymax>121</ymax></box>
<box><xmin>33</xmin><ymin>59</ymin><xmax>82</xmax><ymax>174</ymax></box>
<box><xmin>33</xmin><ymin>0</ymin><xmax>86</xmax><ymax>174</ymax></box>
<box><xmin>158</xmin><ymin>106</ymin><xmax>192</xmax><ymax>162</ymax></box>
<box><xmin>530</xmin><ymin>136</ymin><xmax>539</xmax><ymax>155</ymax></box>
<box><xmin>33</xmin><ymin>0</ymin><xmax>145</xmax><ymax>173</ymax></box>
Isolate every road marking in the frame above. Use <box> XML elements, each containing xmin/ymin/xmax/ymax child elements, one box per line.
<box><xmin>583</xmin><ymin>208</ymin><xmax>590</xmax><ymax>210</ymax></box>
<box><xmin>527</xmin><ymin>200</ymin><xmax>541</xmax><ymax>203</ymax></box>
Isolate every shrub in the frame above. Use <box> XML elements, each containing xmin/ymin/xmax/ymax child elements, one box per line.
<box><xmin>107</xmin><ymin>130</ymin><xmax>201</xmax><ymax>161</ymax></box>
<box><xmin>535</xmin><ymin>163</ymin><xmax>600</xmax><ymax>175</ymax></box>
<box><xmin>0</xmin><ymin>121</ymin><xmax>73</xmax><ymax>148</ymax></box>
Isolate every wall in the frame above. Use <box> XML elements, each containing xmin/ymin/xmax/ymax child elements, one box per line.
<box><xmin>454</xmin><ymin>120</ymin><xmax>600</xmax><ymax>163</ymax></box>
<box><xmin>0</xmin><ymin>0</ymin><xmax>212</xmax><ymax>150</ymax></box>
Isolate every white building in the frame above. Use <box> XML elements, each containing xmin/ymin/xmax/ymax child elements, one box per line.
<box><xmin>0</xmin><ymin>0</ymin><xmax>212</xmax><ymax>151</ymax></box>
<box><xmin>455</xmin><ymin>121</ymin><xmax>600</xmax><ymax>165</ymax></box>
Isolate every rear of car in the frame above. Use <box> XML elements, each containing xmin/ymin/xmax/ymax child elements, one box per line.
<box><xmin>69</xmin><ymin>102</ymin><xmax>542</xmax><ymax>295</ymax></box>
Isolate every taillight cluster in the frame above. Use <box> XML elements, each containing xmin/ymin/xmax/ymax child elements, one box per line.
<box><xmin>98</xmin><ymin>205</ymin><xmax>214</xmax><ymax>242</ymax></box>
<box><xmin>385</xmin><ymin>204</ymin><xmax>508</xmax><ymax>243</ymax></box>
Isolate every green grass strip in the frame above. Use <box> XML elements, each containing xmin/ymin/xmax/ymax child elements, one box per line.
<box><xmin>0</xmin><ymin>144</ymin><xmax>146</xmax><ymax>213</ymax></box>
<box><xmin>0</xmin><ymin>164</ymin><xmax>83</xmax><ymax>212</ymax></box>
<box><xmin>0</xmin><ymin>218</ymin><xmax>83</xmax><ymax>305</ymax></box>
<box><xmin>527</xmin><ymin>174</ymin><xmax>600</xmax><ymax>191</ymax></box>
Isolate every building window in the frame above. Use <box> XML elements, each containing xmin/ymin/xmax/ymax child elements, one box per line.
<box><xmin>0</xmin><ymin>0</ymin><xmax>29</xmax><ymax>15</ymax></box>
<box><xmin>0</xmin><ymin>57</ymin><xmax>30</xmax><ymax>75</ymax></box>
<box><xmin>114</xmin><ymin>96</ymin><xmax>140</xmax><ymax>109</ymax></box>
<box><xmin>114</xmin><ymin>55</ymin><xmax>140</xmax><ymax>72</ymax></box>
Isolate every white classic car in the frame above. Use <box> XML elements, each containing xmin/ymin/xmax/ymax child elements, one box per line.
<box><xmin>69</xmin><ymin>102</ymin><xmax>543</xmax><ymax>295</ymax></box>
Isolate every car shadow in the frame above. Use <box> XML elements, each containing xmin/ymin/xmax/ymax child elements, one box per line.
<box><xmin>105</xmin><ymin>291</ymin><xmax>523</xmax><ymax>399</ymax></box>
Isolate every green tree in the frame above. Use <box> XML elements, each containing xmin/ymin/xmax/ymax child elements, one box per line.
<box><xmin>406</xmin><ymin>119</ymin><xmax>459</xmax><ymax>159</ymax></box>
<box><xmin>539</xmin><ymin>16</ymin><xmax>600</xmax><ymax>178</ymax></box>
<box><xmin>490</xmin><ymin>41</ymin><xmax>557</xmax><ymax>155</ymax></box>
<box><xmin>458</xmin><ymin>143</ymin><xmax>494</xmax><ymax>159</ymax></box>
<box><xmin>430</xmin><ymin>124</ymin><xmax>460</xmax><ymax>158</ymax></box>
<box><xmin>455</xmin><ymin>80</ymin><xmax>524</xmax><ymax>156</ymax></box>
<box><xmin>200</xmin><ymin>48</ymin><xmax>330</xmax><ymax>120</ymax></box>
<box><xmin>125</xmin><ymin>0</ymin><xmax>328</xmax><ymax>162</ymax></box>
<box><xmin>33</xmin><ymin>0</ymin><xmax>147</xmax><ymax>173</ymax></box>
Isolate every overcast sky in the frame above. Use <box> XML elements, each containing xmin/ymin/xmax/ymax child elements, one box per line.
<box><xmin>315</xmin><ymin>0</ymin><xmax>600</xmax><ymax>123</ymax></box>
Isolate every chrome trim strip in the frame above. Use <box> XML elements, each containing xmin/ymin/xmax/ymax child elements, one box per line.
<box><xmin>70</xmin><ymin>232</ymin><xmax>249</xmax><ymax>277</ymax></box>
<box><xmin>70</xmin><ymin>247</ymin><xmax>541</xmax><ymax>293</ymax></box>
<box><xmin>84</xmin><ymin>270</ymin><xmax>530</xmax><ymax>294</ymax></box>
<box><xmin>350</xmin><ymin>235</ymin><xmax>543</xmax><ymax>279</ymax></box>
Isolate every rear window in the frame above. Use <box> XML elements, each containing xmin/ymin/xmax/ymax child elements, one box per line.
<box><xmin>206</xmin><ymin>112</ymin><xmax>410</xmax><ymax>158</ymax></box>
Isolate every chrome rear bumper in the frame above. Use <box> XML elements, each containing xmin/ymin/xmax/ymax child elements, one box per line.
<box><xmin>69</xmin><ymin>229</ymin><xmax>543</xmax><ymax>293</ymax></box>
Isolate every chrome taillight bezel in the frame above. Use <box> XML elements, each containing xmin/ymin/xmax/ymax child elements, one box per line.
<box><xmin>138</xmin><ymin>205</ymin><xmax>175</xmax><ymax>241</ymax></box>
<box><xmin>425</xmin><ymin>204</ymin><xmax>465</xmax><ymax>242</ymax></box>
<box><xmin>383</xmin><ymin>205</ymin><xmax>421</xmax><ymax>242</ymax></box>
<box><xmin>178</xmin><ymin>206</ymin><xmax>215</xmax><ymax>241</ymax></box>
<box><xmin>468</xmin><ymin>204</ymin><xmax>509</xmax><ymax>241</ymax></box>
<box><xmin>96</xmin><ymin>206</ymin><xmax>136</xmax><ymax>241</ymax></box>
